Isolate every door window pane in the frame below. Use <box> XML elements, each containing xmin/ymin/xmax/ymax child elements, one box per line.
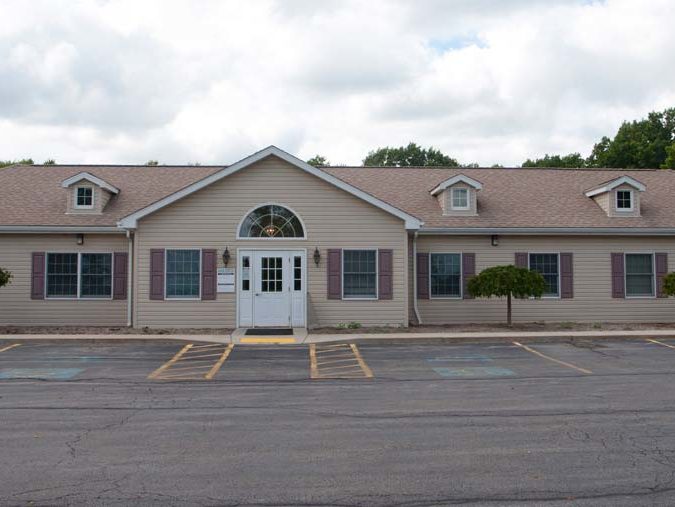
<box><xmin>242</xmin><ymin>256</ymin><xmax>250</xmax><ymax>291</ymax></box>
<box><xmin>46</xmin><ymin>253</ymin><xmax>78</xmax><ymax>297</ymax></box>
<box><xmin>166</xmin><ymin>249</ymin><xmax>200</xmax><ymax>298</ymax></box>
<box><xmin>261</xmin><ymin>257</ymin><xmax>283</xmax><ymax>292</ymax></box>
<box><xmin>626</xmin><ymin>254</ymin><xmax>654</xmax><ymax>297</ymax></box>
<box><xmin>80</xmin><ymin>253</ymin><xmax>112</xmax><ymax>298</ymax></box>
<box><xmin>430</xmin><ymin>253</ymin><xmax>461</xmax><ymax>297</ymax></box>
<box><xmin>343</xmin><ymin>250</ymin><xmax>377</xmax><ymax>298</ymax></box>
<box><xmin>293</xmin><ymin>256</ymin><xmax>302</xmax><ymax>291</ymax></box>
<box><xmin>529</xmin><ymin>253</ymin><xmax>559</xmax><ymax>297</ymax></box>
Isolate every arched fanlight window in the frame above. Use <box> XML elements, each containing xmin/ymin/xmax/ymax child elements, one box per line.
<box><xmin>239</xmin><ymin>204</ymin><xmax>305</xmax><ymax>238</ymax></box>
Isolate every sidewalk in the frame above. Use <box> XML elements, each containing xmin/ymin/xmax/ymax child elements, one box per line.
<box><xmin>3</xmin><ymin>328</ymin><xmax>675</xmax><ymax>344</ymax></box>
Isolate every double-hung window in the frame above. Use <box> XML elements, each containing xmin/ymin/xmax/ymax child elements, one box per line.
<box><xmin>451</xmin><ymin>187</ymin><xmax>469</xmax><ymax>210</ymax></box>
<box><xmin>625</xmin><ymin>253</ymin><xmax>654</xmax><ymax>297</ymax></box>
<box><xmin>616</xmin><ymin>190</ymin><xmax>633</xmax><ymax>211</ymax></box>
<box><xmin>430</xmin><ymin>253</ymin><xmax>462</xmax><ymax>298</ymax></box>
<box><xmin>46</xmin><ymin>253</ymin><xmax>112</xmax><ymax>298</ymax></box>
<box><xmin>529</xmin><ymin>253</ymin><xmax>560</xmax><ymax>297</ymax></box>
<box><xmin>166</xmin><ymin>249</ymin><xmax>201</xmax><ymax>298</ymax></box>
<box><xmin>75</xmin><ymin>187</ymin><xmax>94</xmax><ymax>209</ymax></box>
<box><xmin>343</xmin><ymin>250</ymin><xmax>377</xmax><ymax>299</ymax></box>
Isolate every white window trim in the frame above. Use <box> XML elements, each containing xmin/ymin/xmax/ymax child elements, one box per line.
<box><xmin>615</xmin><ymin>189</ymin><xmax>634</xmax><ymax>212</ymax></box>
<box><xmin>341</xmin><ymin>248</ymin><xmax>379</xmax><ymax>301</ymax></box>
<box><xmin>164</xmin><ymin>248</ymin><xmax>202</xmax><ymax>300</ymax></box>
<box><xmin>235</xmin><ymin>202</ymin><xmax>308</xmax><ymax>240</ymax></box>
<box><xmin>429</xmin><ymin>252</ymin><xmax>463</xmax><ymax>299</ymax></box>
<box><xmin>624</xmin><ymin>252</ymin><xmax>656</xmax><ymax>299</ymax></box>
<box><xmin>528</xmin><ymin>252</ymin><xmax>561</xmax><ymax>299</ymax></box>
<box><xmin>74</xmin><ymin>186</ymin><xmax>95</xmax><ymax>210</ymax></box>
<box><xmin>450</xmin><ymin>188</ymin><xmax>470</xmax><ymax>211</ymax></box>
<box><xmin>45</xmin><ymin>252</ymin><xmax>114</xmax><ymax>300</ymax></box>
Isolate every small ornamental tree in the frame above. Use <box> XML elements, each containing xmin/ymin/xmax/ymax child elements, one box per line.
<box><xmin>664</xmin><ymin>272</ymin><xmax>675</xmax><ymax>297</ymax></box>
<box><xmin>467</xmin><ymin>265</ymin><xmax>546</xmax><ymax>326</ymax></box>
<box><xmin>0</xmin><ymin>268</ymin><xmax>11</xmax><ymax>288</ymax></box>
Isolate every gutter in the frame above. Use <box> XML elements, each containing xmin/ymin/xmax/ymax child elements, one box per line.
<box><xmin>419</xmin><ymin>227</ymin><xmax>675</xmax><ymax>236</ymax></box>
<box><xmin>0</xmin><ymin>226</ymin><xmax>122</xmax><ymax>234</ymax></box>
<box><xmin>412</xmin><ymin>231</ymin><xmax>422</xmax><ymax>325</ymax></box>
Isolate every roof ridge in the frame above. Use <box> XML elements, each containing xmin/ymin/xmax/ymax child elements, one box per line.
<box><xmin>8</xmin><ymin>164</ymin><xmax>228</xmax><ymax>168</ymax></box>
<box><xmin>326</xmin><ymin>166</ymin><xmax>669</xmax><ymax>172</ymax></box>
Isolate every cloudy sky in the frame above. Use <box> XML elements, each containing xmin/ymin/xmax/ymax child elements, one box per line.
<box><xmin>1</xmin><ymin>0</ymin><xmax>674</xmax><ymax>166</ymax></box>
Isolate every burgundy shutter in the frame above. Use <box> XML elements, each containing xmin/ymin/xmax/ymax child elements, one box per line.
<box><xmin>416</xmin><ymin>252</ymin><xmax>429</xmax><ymax>299</ymax></box>
<box><xmin>462</xmin><ymin>253</ymin><xmax>475</xmax><ymax>299</ymax></box>
<box><xmin>611</xmin><ymin>253</ymin><xmax>625</xmax><ymax>299</ymax></box>
<box><xmin>327</xmin><ymin>249</ymin><xmax>342</xmax><ymax>299</ymax></box>
<box><xmin>560</xmin><ymin>253</ymin><xmax>573</xmax><ymax>299</ymax></box>
<box><xmin>31</xmin><ymin>252</ymin><xmax>45</xmax><ymax>300</ymax></box>
<box><xmin>656</xmin><ymin>253</ymin><xmax>668</xmax><ymax>298</ymax></box>
<box><xmin>112</xmin><ymin>252</ymin><xmax>128</xmax><ymax>300</ymax></box>
<box><xmin>201</xmin><ymin>249</ymin><xmax>217</xmax><ymax>300</ymax></box>
<box><xmin>149</xmin><ymin>249</ymin><xmax>165</xmax><ymax>300</ymax></box>
<box><xmin>378</xmin><ymin>249</ymin><xmax>393</xmax><ymax>300</ymax></box>
<box><xmin>515</xmin><ymin>252</ymin><xmax>528</xmax><ymax>268</ymax></box>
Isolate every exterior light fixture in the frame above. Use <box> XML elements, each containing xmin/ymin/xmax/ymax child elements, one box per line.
<box><xmin>222</xmin><ymin>247</ymin><xmax>230</xmax><ymax>266</ymax></box>
<box><xmin>491</xmin><ymin>235</ymin><xmax>499</xmax><ymax>247</ymax></box>
<box><xmin>314</xmin><ymin>247</ymin><xmax>321</xmax><ymax>267</ymax></box>
<box><xmin>76</xmin><ymin>233</ymin><xmax>84</xmax><ymax>245</ymax></box>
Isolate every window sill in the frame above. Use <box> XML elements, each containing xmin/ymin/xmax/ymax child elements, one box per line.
<box><xmin>342</xmin><ymin>297</ymin><xmax>378</xmax><ymax>301</ymax></box>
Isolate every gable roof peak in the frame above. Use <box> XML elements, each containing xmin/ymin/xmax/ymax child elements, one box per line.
<box><xmin>61</xmin><ymin>172</ymin><xmax>120</xmax><ymax>194</ymax></box>
<box><xmin>584</xmin><ymin>175</ymin><xmax>646</xmax><ymax>197</ymax></box>
<box><xmin>430</xmin><ymin>173</ymin><xmax>484</xmax><ymax>195</ymax></box>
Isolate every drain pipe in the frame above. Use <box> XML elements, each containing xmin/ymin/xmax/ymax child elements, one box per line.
<box><xmin>126</xmin><ymin>229</ymin><xmax>134</xmax><ymax>328</ymax></box>
<box><xmin>412</xmin><ymin>231</ymin><xmax>422</xmax><ymax>325</ymax></box>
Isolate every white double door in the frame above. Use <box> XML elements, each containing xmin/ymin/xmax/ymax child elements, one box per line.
<box><xmin>238</xmin><ymin>250</ymin><xmax>306</xmax><ymax>328</ymax></box>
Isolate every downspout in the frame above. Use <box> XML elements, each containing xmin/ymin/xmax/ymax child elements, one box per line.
<box><xmin>412</xmin><ymin>231</ymin><xmax>422</xmax><ymax>325</ymax></box>
<box><xmin>126</xmin><ymin>229</ymin><xmax>134</xmax><ymax>327</ymax></box>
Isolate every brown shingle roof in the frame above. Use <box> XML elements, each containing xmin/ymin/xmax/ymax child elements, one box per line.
<box><xmin>0</xmin><ymin>165</ymin><xmax>221</xmax><ymax>227</ymax></box>
<box><xmin>1</xmin><ymin>161</ymin><xmax>675</xmax><ymax>230</ymax></box>
<box><xmin>324</xmin><ymin>166</ymin><xmax>675</xmax><ymax>229</ymax></box>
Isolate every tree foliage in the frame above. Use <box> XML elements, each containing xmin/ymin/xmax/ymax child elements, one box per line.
<box><xmin>467</xmin><ymin>265</ymin><xmax>546</xmax><ymax>325</ymax></box>
<box><xmin>0</xmin><ymin>268</ymin><xmax>11</xmax><ymax>288</ymax></box>
<box><xmin>663</xmin><ymin>272</ymin><xmax>675</xmax><ymax>297</ymax></box>
<box><xmin>363</xmin><ymin>142</ymin><xmax>459</xmax><ymax>167</ymax></box>
<box><xmin>522</xmin><ymin>153</ymin><xmax>586</xmax><ymax>168</ymax></box>
<box><xmin>662</xmin><ymin>143</ymin><xmax>675</xmax><ymax>169</ymax></box>
<box><xmin>307</xmin><ymin>155</ymin><xmax>328</xmax><ymax>167</ymax></box>
<box><xmin>145</xmin><ymin>160</ymin><xmax>159</xmax><ymax>166</ymax></box>
<box><xmin>0</xmin><ymin>158</ymin><xmax>34</xmax><ymax>168</ymax></box>
<box><xmin>43</xmin><ymin>159</ymin><xmax>56</xmax><ymax>165</ymax></box>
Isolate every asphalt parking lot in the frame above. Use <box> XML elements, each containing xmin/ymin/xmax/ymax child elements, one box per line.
<box><xmin>2</xmin><ymin>337</ymin><xmax>675</xmax><ymax>506</ymax></box>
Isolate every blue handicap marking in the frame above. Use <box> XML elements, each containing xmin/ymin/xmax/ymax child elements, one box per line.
<box><xmin>427</xmin><ymin>355</ymin><xmax>493</xmax><ymax>363</ymax></box>
<box><xmin>433</xmin><ymin>367</ymin><xmax>515</xmax><ymax>378</ymax></box>
<box><xmin>0</xmin><ymin>368</ymin><xmax>84</xmax><ymax>380</ymax></box>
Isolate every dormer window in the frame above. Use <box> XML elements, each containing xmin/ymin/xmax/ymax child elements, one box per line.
<box><xmin>451</xmin><ymin>187</ymin><xmax>469</xmax><ymax>210</ymax></box>
<box><xmin>75</xmin><ymin>187</ymin><xmax>94</xmax><ymax>209</ymax></box>
<box><xmin>616</xmin><ymin>189</ymin><xmax>633</xmax><ymax>211</ymax></box>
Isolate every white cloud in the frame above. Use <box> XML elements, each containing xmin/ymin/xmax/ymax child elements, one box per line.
<box><xmin>0</xmin><ymin>0</ymin><xmax>673</xmax><ymax>166</ymax></box>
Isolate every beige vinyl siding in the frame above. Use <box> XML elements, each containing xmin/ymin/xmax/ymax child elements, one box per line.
<box><xmin>416</xmin><ymin>235</ymin><xmax>675</xmax><ymax>324</ymax></box>
<box><xmin>0</xmin><ymin>233</ymin><xmax>128</xmax><ymax>326</ymax></box>
<box><xmin>134</xmin><ymin>156</ymin><xmax>408</xmax><ymax>328</ymax></box>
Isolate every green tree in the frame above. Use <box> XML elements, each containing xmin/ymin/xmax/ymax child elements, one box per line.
<box><xmin>467</xmin><ymin>265</ymin><xmax>546</xmax><ymax>326</ymax></box>
<box><xmin>0</xmin><ymin>268</ymin><xmax>11</xmax><ymax>288</ymax></box>
<box><xmin>145</xmin><ymin>160</ymin><xmax>159</xmax><ymax>166</ymax></box>
<box><xmin>663</xmin><ymin>273</ymin><xmax>675</xmax><ymax>296</ymax></box>
<box><xmin>307</xmin><ymin>155</ymin><xmax>328</xmax><ymax>167</ymax></box>
<box><xmin>363</xmin><ymin>142</ymin><xmax>459</xmax><ymax>167</ymax></box>
<box><xmin>586</xmin><ymin>108</ymin><xmax>675</xmax><ymax>168</ymax></box>
<box><xmin>43</xmin><ymin>159</ymin><xmax>56</xmax><ymax>165</ymax></box>
<box><xmin>522</xmin><ymin>153</ymin><xmax>586</xmax><ymax>168</ymax></box>
<box><xmin>0</xmin><ymin>158</ymin><xmax>34</xmax><ymax>168</ymax></box>
<box><xmin>662</xmin><ymin>143</ymin><xmax>675</xmax><ymax>169</ymax></box>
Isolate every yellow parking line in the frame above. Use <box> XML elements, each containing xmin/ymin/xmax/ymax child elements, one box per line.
<box><xmin>205</xmin><ymin>344</ymin><xmax>235</xmax><ymax>379</ymax></box>
<box><xmin>0</xmin><ymin>343</ymin><xmax>21</xmax><ymax>353</ymax></box>
<box><xmin>309</xmin><ymin>344</ymin><xmax>319</xmax><ymax>379</ymax></box>
<box><xmin>350</xmin><ymin>344</ymin><xmax>374</xmax><ymax>378</ymax></box>
<box><xmin>513</xmin><ymin>341</ymin><xmax>592</xmax><ymax>375</ymax></box>
<box><xmin>148</xmin><ymin>344</ymin><xmax>193</xmax><ymax>379</ymax></box>
<box><xmin>646</xmin><ymin>338</ymin><xmax>675</xmax><ymax>350</ymax></box>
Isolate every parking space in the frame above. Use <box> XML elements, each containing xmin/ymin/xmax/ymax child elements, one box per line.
<box><xmin>1</xmin><ymin>336</ymin><xmax>675</xmax><ymax>383</ymax></box>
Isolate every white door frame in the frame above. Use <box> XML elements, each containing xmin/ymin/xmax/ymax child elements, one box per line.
<box><xmin>236</xmin><ymin>248</ymin><xmax>307</xmax><ymax>328</ymax></box>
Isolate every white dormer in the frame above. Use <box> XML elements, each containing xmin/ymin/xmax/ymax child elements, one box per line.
<box><xmin>61</xmin><ymin>172</ymin><xmax>119</xmax><ymax>214</ymax></box>
<box><xmin>584</xmin><ymin>176</ymin><xmax>646</xmax><ymax>218</ymax></box>
<box><xmin>430</xmin><ymin>174</ymin><xmax>483</xmax><ymax>216</ymax></box>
